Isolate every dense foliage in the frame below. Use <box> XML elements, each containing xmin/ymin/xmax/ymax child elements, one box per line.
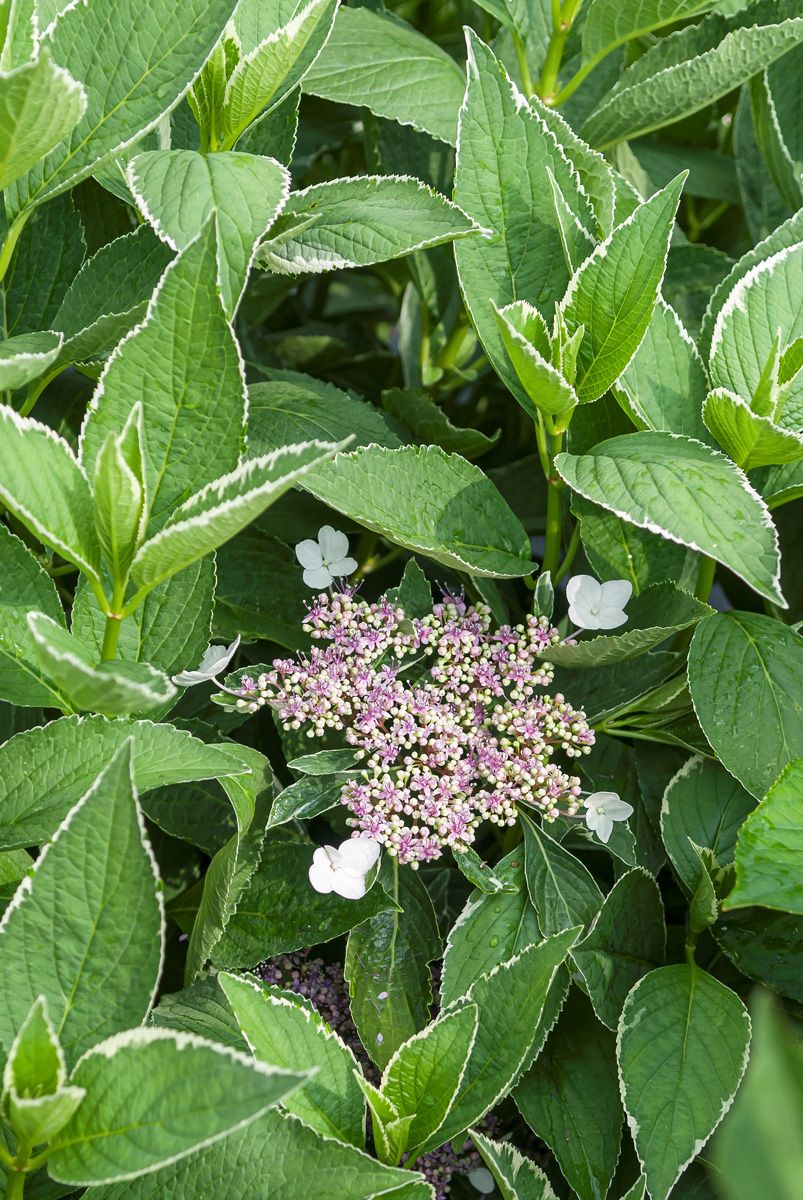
<box><xmin>0</xmin><ymin>1</ymin><xmax>801</xmax><ymax>1198</ymax></box>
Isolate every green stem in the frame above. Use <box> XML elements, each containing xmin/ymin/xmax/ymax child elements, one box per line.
<box><xmin>687</xmin><ymin>199</ymin><xmax>730</xmax><ymax>243</ymax></box>
<box><xmin>4</xmin><ymin>1169</ymin><xmax>25</xmax><ymax>1200</ymax></box>
<box><xmin>537</xmin><ymin>0</ymin><xmax>584</xmax><ymax>103</ymax></box>
<box><xmin>553</xmin><ymin>521</ymin><xmax>581</xmax><ymax>584</ymax></box>
<box><xmin>0</xmin><ymin>210</ymin><xmax>31</xmax><ymax>286</ymax></box>
<box><xmin>694</xmin><ymin>556</ymin><xmax>717</xmax><ymax>602</ymax></box>
<box><xmin>685</xmin><ymin>935</ymin><xmax>697</xmax><ymax>969</ymax></box>
<box><xmin>436</xmin><ymin>319</ymin><xmax>467</xmax><ymax>373</ymax></box>
<box><xmin>512</xmin><ymin>30</ymin><xmax>533</xmax><ymax>96</ymax></box>
<box><xmin>19</xmin><ymin>364</ymin><xmax>64</xmax><ymax>418</ymax></box>
<box><xmin>100</xmin><ymin>585</ymin><xmax>125</xmax><ymax>661</ymax></box>
<box><xmin>533</xmin><ymin>413</ymin><xmax>552</xmax><ymax>480</ymax></box>
<box><xmin>357</xmin><ymin>547</ymin><xmax>404</xmax><ymax>579</ymax></box>
<box><xmin>120</xmin><ymin>585</ymin><xmax>151</xmax><ymax>619</ymax></box>
<box><xmin>100</xmin><ymin>614</ymin><xmax>123</xmax><ymax>661</ymax></box>
<box><xmin>541</xmin><ymin>431</ymin><xmax>565</xmax><ymax>576</ymax></box>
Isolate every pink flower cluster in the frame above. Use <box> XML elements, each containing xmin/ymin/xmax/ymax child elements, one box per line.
<box><xmin>232</xmin><ymin>588</ymin><xmax>594</xmax><ymax>865</ymax></box>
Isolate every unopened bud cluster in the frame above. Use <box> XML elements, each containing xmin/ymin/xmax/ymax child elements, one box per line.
<box><xmin>232</xmin><ymin>588</ymin><xmax>594</xmax><ymax>865</ymax></box>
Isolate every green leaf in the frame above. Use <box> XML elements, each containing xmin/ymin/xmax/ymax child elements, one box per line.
<box><xmin>614</xmin><ymin>299</ymin><xmax>710</xmax><ymax>443</ymax></box>
<box><xmin>618</xmin><ymin>966</ymin><xmax>750</xmax><ymax>1200</ymax></box>
<box><xmin>661</xmin><ymin>756</ymin><xmax>755</xmax><ymax>893</ymax></box>
<box><xmin>522</xmin><ymin>816</ymin><xmax>603</xmax><ymax>937</ymax></box>
<box><xmin>762</xmin><ymin>459</ymin><xmax>803</xmax><ymax>506</ymax></box>
<box><xmin>749</xmin><ymin>45</ymin><xmax>803</xmax><ymax>211</ymax></box>
<box><xmin>0</xmin><ymin>329</ymin><xmax>63</xmax><ymax>388</ymax></box>
<box><xmin>453</xmin><ymin>846</ymin><xmax>518</xmax><ymax>894</ymax></box>
<box><xmin>699</xmin><ymin>209</ymin><xmax>803</xmax><ymax>358</ymax></box>
<box><xmin>0</xmin><ymin>523</ymin><xmax>69</xmax><ymax>709</ymax></box>
<box><xmin>51</xmin><ymin>225</ymin><xmax>174</xmax><ymax>366</ymax></box>
<box><xmin>0</xmin><ymin>714</ymin><xmax>247</xmax><ymax>851</ymax></box>
<box><xmin>716</xmin><ymin>907</ymin><xmax>803</xmax><ymax>1004</ymax></box>
<box><xmin>556</xmin><ymin>431</ymin><xmax>784</xmax><ymax>606</ymax></box>
<box><xmin>211</xmin><ymin>840</ymin><xmax>398</xmax><ymax>968</ymax></box>
<box><xmin>471</xmin><ymin>1128</ymin><xmax>558</xmax><ymax>1200</ymax></box>
<box><xmin>453</xmin><ymin>32</ymin><xmax>595</xmax><ymax>411</ymax></box>
<box><xmin>27</xmin><ymin>612</ymin><xmax>176</xmax><ymax>717</ymax></box>
<box><xmin>704</xmin><ymin>387</ymin><xmax>803</xmax><ymax>470</ymax></box>
<box><xmin>287</xmin><ymin>748</ymin><xmax>360</xmax><ymax>775</ymax></box>
<box><xmin>48</xmin><ymin>1028</ymin><xmax>308</xmax><ymax>1187</ymax></box>
<box><xmin>301</xmin><ymin>444</ymin><xmax>534</xmax><ymax>578</ymax></box>
<box><xmin>0</xmin><ymin>742</ymin><xmax>162</xmax><ymax>1067</ymax></box>
<box><xmin>129</xmin><ymin>149</ymin><xmax>289</xmax><ymax>315</ymax></box>
<box><xmin>725</xmin><ymin>760</ymin><xmax>803</xmax><ymax>913</ymax></box>
<box><xmin>304</xmin><ymin>5</ymin><xmax>465</xmax><ymax>146</ymax></box>
<box><xmin>183</xmin><ymin>751</ymin><xmax>274</xmax><ymax>983</ymax></box>
<box><xmin>530</xmin><ymin>95</ymin><xmax>617</xmax><ymax>238</ymax></box>
<box><xmin>2</xmin><ymin>997</ymin><xmax>86</xmax><ymax>1147</ymax></box>
<box><xmin>0</xmin><ymin>407</ymin><xmax>100</xmax><ymax>584</ymax></box>
<box><xmin>75</xmin><ymin>1107</ymin><xmax>429</xmax><ymax>1200</ymax></box>
<box><xmin>143</xmin><ymin>779</ymin><xmax>235</xmax><ymax>857</ymax></box>
<box><xmin>560</xmin><ymin>175</ymin><xmax>684</xmax><ymax>403</ymax></box>
<box><xmin>573</xmin><ymin>496</ymin><xmax>695</xmax><ymax>595</ymax></box>
<box><xmin>152</xmin><ymin>976</ymin><xmax>247</xmax><ymax>1052</ymax></box>
<box><xmin>712</xmin><ymin>992</ymin><xmax>803</xmax><ymax>1200</ymax></box>
<box><xmin>441</xmin><ymin>850</ymin><xmax>540</xmax><ymax>1009</ymax></box>
<box><xmin>221</xmin><ymin>0</ymin><xmax>339</xmax><ymax>150</ymax></box>
<box><xmin>0</xmin><ymin>50</ymin><xmax>86</xmax><ymax>190</ymax></box>
<box><xmin>3</xmin><ymin>995</ymin><xmax>63</xmax><ymax>1096</ymax></box>
<box><xmin>3</xmin><ymin>192</ymin><xmax>86</xmax><ymax>337</ymax></box>
<box><xmin>688</xmin><ymin>844</ymin><xmax>719</xmax><ymax>934</ymax></box>
<box><xmin>385</xmin><ymin>558</ymin><xmax>434</xmax><ymax>620</ymax></box>
<box><xmin>6</xmin><ymin>1078</ymin><xmax>85</xmax><ymax>1152</ymax></box>
<box><xmin>0</xmin><ymin>0</ymin><xmax>37</xmax><ymax>71</ymax></box>
<box><xmin>345</xmin><ymin>864</ymin><xmax>440</xmax><ymax>1070</ymax></box>
<box><xmin>582</xmin><ymin>1</ymin><xmax>719</xmax><ymax>65</ymax></box>
<box><xmin>130</xmin><ymin>440</ymin><xmax>342</xmax><ymax>593</ymax></box>
<box><xmin>541</xmin><ymin>583</ymin><xmax>711</xmax><ymax>667</ymax></box>
<box><xmin>80</xmin><ymin>222</ymin><xmax>246</xmax><ymax>535</ymax></box>
<box><xmin>92</xmin><ymin>408</ymin><xmax>146</xmax><ymax>583</ymax></box>
<box><xmin>514</xmin><ymin>990</ymin><xmax>622</xmax><ymax>1200</ymax></box>
<box><xmin>571</xmin><ymin>869</ymin><xmax>665</xmax><ymax>1029</ymax></box>
<box><xmin>426</xmin><ymin>928</ymin><xmax>580</xmax><ymax>1153</ymax></box>
<box><xmin>581</xmin><ymin>5</ymin><xmax>803</xmax><ymax>149</ymax></box>
<box><xmin>249</xmin><ymin>371</ymin><xmax>401</xmax><ymax>453</ymax></box>
<box><xmin>258</xmin><ymin>174</ymin><xmax>481</xmax><ymax>275</ymax></box>
<box><xmin>8</xmin><ymin>0</ymin><xmax>236</xmax><ymax>213</ymax></box>
<box><xmin>687</xmin><ymin>612</ymin><xmax>803</xmax><ymax>797</ymax></box>
<box><xmin>492</xmin><ymin>302</ymin><xmax>579</xmax><ymax>423</ymax></box>
<box><xmin>381</xmin><ymin>387</ymin><xmax>498</xmax><ymax>459</ymax></box>
<box><xmin>264</xmin><ymin>772</ymin><xmax>343</xmax><ymax>830</ymax></box>
<box><xmin>380</xmin><ymin>1003</ymin><xmax>479</xmax><ymax>1160</ymax></box>
<box><xmin>219</xmin><ymin>972</ymin><xmax>365</xmax><ymax>1147</ymax></box>
<box><xmin>709</xmin><ymin>240</ymin><xmax>803</xmax><ymax>408</ymax></box>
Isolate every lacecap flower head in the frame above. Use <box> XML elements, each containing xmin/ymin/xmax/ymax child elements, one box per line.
<box><xmin>228</xmin><ymin>584</ymin><xmax>597</xmax><ymax>867</ymax></box>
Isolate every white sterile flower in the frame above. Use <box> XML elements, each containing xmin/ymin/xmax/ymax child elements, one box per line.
<box><xmin>584</xmin><ymin>791</ymin><xmax>634</xmax><ymax>844</ymax></box>
<box><xmin>308</xmin><ymin>837</ymin><xmax>381</xmax><ymax>900</ymax></box>
<box><xmin>172</xmin><ymin>636</ymin><xmax>240</xmax><ymax>686</ymax></box>
<box><xmin>566</xmin><ymin>574</ymin><xmax>632</xmax><ymax>630</ymax></box>
<box><xmin>295</xmin><ymin>525</ymin><xmax>358</xmax><ymax>589</ymax></box>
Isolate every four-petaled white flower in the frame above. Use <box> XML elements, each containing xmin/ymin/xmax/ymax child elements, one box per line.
<box><xmin>583</xmin><ymin>791</ymin><xmax>634</xmax><ymax>843</ymax></box>
<box><xmin>566</xmin><ymin>574</ymin><xmax>632</xmax><ymax>630</ymax></box>
<box><xmin>295</xmin><ymin>526</ymin><xmax>358</xmax><ymax>589</ymax></box>
<box><xmin>172</xmin><ymin>636</ymin><xmax>240</xmax><ymax>686</ymax></box>
<box><xmin>308</xmin><ymin>837</ymin><xmax>381</xmax><ymax>900</ymax></box>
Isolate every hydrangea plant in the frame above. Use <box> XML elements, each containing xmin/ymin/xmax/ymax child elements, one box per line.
<box><xmin>0</xmin><ymin>0</ymin><xmax>801</xmax><ymax>1198</ymax></box>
